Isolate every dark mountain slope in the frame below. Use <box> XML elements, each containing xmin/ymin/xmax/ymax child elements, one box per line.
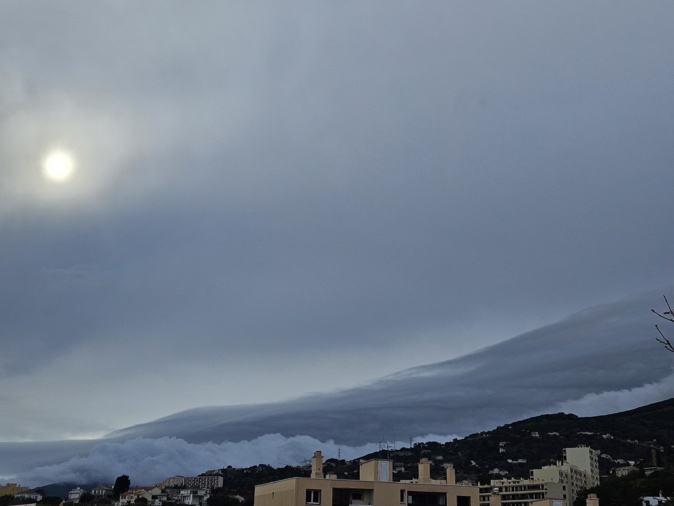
<box><xmin>308</xmin><ymin>398</ymin><xmax>674</xmax><ymax>485</ymax></box>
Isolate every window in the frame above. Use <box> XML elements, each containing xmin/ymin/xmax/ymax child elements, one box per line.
<box><xmin>456</xmin><ymin>497</ymin><xmax>471</xmax><ymax>506</ymax></box>
<box><xmin>351</xmin><ymin>493</ymin><xmax>362</xmax><ymax>502</ymax></box>
<box><xmin>306</xmin><ymin>490</ymin><xmax>321</xmax><ymax>504</ymax></box>
<box><xmin>400</xmin><ymin>490</ymin><xmax>406</xmax><ymax>503</ymax></box>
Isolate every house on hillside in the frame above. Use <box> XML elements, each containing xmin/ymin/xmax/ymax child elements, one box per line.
<box><xmin>15</xmin><ymin>492</ymin><xmax>43</xmax><ymax>502</ymax></box>
<box><xmin>642</xmin><ymin>496</ymin><xmax>671</xmax><ymax>506</ymax></box>
<box><xmin>0</xmin><ymin>484</ymin><xmax>29</xmax><ymax>496</ymax></box>
<box><xmin>120</xmin><ymin>486</ymin><xmax>163</xmax><ymax>506</ymax></box>
<box><xmin>92</xmin><ymin>486</ymin><xmax>115</xmax><ymax>499</ymax></box>
<box><xmin>178</xmin><ymin>489</ymin><xmax>209</xmax><ymax>506</ymax></box>
<box><xmin>68</xmin><ymin>487</ymin><xmax>86</xmax><ymax>502</ymax></box>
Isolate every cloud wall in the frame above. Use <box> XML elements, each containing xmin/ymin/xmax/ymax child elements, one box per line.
<box><xmin>10</xmin><ymin>434</ymin><xmax>457</xmax><ymax>488</ymax></box>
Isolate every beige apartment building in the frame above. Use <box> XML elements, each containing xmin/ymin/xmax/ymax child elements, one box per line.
<box><xmin>255</xmin><ymin>451</ymin><xmax>478</xmax><ymax>506</ymax></box>
<box><xmin>479</xmin><ymin>446</ymin><xmax>601</xmax><ymax>506</ymax></box>
<box><xmin>478</xmin><ymin>479</ymin><xmax>567</xmax><ymax>506</ymax></box>
<box><xmin>531</xmin><ymin>464</ymin><xmax>584</xmax><ymax>504</ymax></box>
<box><xmin>0</xmin><ymin>483</ymin><xmax>29</xmax><ymax>496</ymax></box>
<box><xmin>562</xmin><ymin>447</ymin><xmax>599</xmax><ymax>489</ymax></box>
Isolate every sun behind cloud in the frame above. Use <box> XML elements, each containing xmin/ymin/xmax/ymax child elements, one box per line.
<box><xmin>42</xmin><ymin>149</ymin><xmax>76</xmax><ymax>183</ymax></box>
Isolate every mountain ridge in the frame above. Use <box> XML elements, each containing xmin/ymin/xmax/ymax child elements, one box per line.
<box><xmin>33</xmin><ymin>397</ymin><xmax>674</xmax><ymax>497</ymax></box>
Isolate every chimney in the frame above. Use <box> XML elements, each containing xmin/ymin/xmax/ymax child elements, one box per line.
<box><xmin>652</xmin><ymin>448</ymin><xmax>661</xmax><ymax>467</ymax></box>
<box><xmin>445</xmin><ymin>464</ymin><xmax>455</xmax><ymax>485</ymax></box>
<box><xmin>311</xmin><ymin>451</ymin><xmax>324</xmax><ymax>479</ymax></box>
<box><xmin>488</xmin><ymin>488</ymin><xmax>501</xmax><ymax>506</ymax></box>
<box><xmin>586</xmin><ymin>493</ymin><xmax>599</xmax><ymax>506</ymax></box>
<box><xmin>311</xmin><ymin>451</ymin><xmax>323</xmax><ymax>478</ymax></box>
<box><xmin>418</xmin><ymin>459</ymin><xmax>431</xmax><ymax>483</ymax></box>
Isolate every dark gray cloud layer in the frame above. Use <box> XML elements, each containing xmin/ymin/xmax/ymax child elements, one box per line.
<box><xmin>1</xmin><ymin>290</ymin><xmax>672</xmax><ymax>486</ymax></box>
<box><xmin>109</xmin><ymin>290</ymin><xmax>674</xmax><ymax>444</ymax></box>
<box><xmin>1</xmin><ymin>2</ymin><xmax>674</xmax><ymax>441</ymax></box>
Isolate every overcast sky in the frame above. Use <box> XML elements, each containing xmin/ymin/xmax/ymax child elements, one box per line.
<box><xmin>1</xmin><ymin>2</ymin><xmax>674</xmax><ymax>443</ymax></box>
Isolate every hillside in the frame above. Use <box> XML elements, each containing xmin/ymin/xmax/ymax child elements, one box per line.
<box><xmin>194</xmin><ymin>398</ymin><xmax>674</xmax><ymax>500</ymax></box>
<box><xmin>33</xmin><ymin>398</ymin><xmax>674</xmax><ymax>502</ymax></box>
<box><xmin>362</xmin><ymin>397</ymin><xmax>674</xmax><ymax>483</ymax></box>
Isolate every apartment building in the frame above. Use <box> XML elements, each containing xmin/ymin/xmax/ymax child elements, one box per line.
<box><xmin>562</xmin><ymin>447</ymin><xmax>599</xmax><ymax>489</ymax></box>
<box><xmin>531</xmin><ymin>464</ymin><xmax>584</xmax><ymax>504</ymax></box>
<box><xmin>162</xmin><ymin>476</ymin><xmax>224</xmax><ymax>490</ymax></box>
<box><xmin>255</xmin><ymin>451</ymin><xmax>478</xmax><ymax>506</ymax></box>
<box><xmin>478</xmin><ymin>479</ymin><xmax>567</xmax><ymax>506</ymax></box>
<box><xmin>479</xmin><ymin>446</ymin><xmax>600</xmax><ymax>506</ymax></box>
<box><xmin>0</xmin><ymin>483</ymin><xmax>29</xmax><ymax>496</ymax></box>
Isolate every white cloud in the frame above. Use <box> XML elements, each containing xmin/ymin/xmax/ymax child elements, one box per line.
<box><xmin>550</xmin><ymin>368</ymin><xmax>674</xmax><ymax>417</ymax></box>
<box><xmin>10</xmin><ymin>434</ymin><xmax>457</xmax><ymax>488</ymax></box>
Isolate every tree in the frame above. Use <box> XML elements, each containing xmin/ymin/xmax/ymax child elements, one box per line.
<box><xmin>78</xmin><ymin>493</ymin><xmax>95</xmax><ymax>505</ymax></box>
<box><xmin>652</xmin><ymin>295</ymin><xmax>674</xmax><ymax>352</ymax></box>
<box><xmin>113</xmin><ymin>475</ymin><xmax>131</xmax><ymax>500</ymax></box>
<box><xmin>39</xmin><ymin>497</ymin><xmax>64</xmax><ymax>505</ymax></box>
<box><xmin>207</xmin><ymin>495</ymin><xmax>243</xmax><ymax>506</ymax></box>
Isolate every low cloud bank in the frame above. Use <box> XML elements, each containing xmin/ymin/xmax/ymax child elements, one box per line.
<box><xmin>14</xmin><ymin>433</ymin><xmax>458</xmax><ymax>487</ymax></box>
<box><xmin>551</xmin><ymin>369</ymin><xmax>674</xmax><ymax>417</ymax></box>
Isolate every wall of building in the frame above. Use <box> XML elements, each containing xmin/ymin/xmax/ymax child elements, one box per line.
<box><xmin>563</xmin><ymin>447</ymin><xmax>599</xmax><ymax>489</ymax></box>
<box><xmin>0</xmin><ymin>484</ymin><xmax>29</xmax><ymax>496</ymax></box>
<box><xmin>255</xmin><ymin>476</ymin><xmax>478</xmax><ymax>506</ymax></box>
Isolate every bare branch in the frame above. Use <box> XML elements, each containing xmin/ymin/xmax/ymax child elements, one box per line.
<box><xmin>651</xmin><ymin>295</ymin><xmax>674</xmax><ymax>323</ymax></box>
<box><xmin>653</xmin><ymin>295</ymin><xmax>674</xmax><ymax>353</ymax></box>
<box><xmin>655</xmin><ymin>325</ymin><xmax>674</xmax><ymax>352</ymax></box>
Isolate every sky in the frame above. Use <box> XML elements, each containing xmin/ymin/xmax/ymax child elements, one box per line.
<box><xmin>1</xmin><ymin>1</ymin><xmax>674</xmax><ymax>446</ymax></box>
<box><xmin>3</xmin><ymin>290</ymin><xmax>673</xmax><ymax>487</ymax></box>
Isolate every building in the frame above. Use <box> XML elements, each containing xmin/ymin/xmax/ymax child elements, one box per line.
<box><xmin>184</xmin><ymin>476</ymin><xmax>224</xmax><ymax>490</ymax></box>
<box><xmin>162</xmin><ymin>477</ymin><xmax>185</xmax><ymax>488</ymax></box>
<box><xmin>92</xmin><ymin>486</ymin><xmax>115</xmax><ymax>499</ymax></box>
<box><xmin>528</xmin><ymin>446</ymin><xmax>599</xmax><ymax>505</ymax></box>
<box><xmin>162</xmin><ymin>475</ymin><xmax>224</xmax><ymax>490</ymax></box>
<box><xmin>178</xmin><ymin>489</ymin><xmax>210</xmax><ymax>506</ymax></box>
<box><xmin>478</xmin><ymin>478</ymin><xmax>567</xmax><ymax>506</ymax></box>
<box><xmin>69</xmin><ymin>487</ymin><xmax>86</xmax><ymax>502</ymax></box>
<box><xmin>562</xmin><ymin>447</ymin><xmax>599</xmax><ymax>489</ymax></box>
<box><xmin>0</xmin><ymin>484</ymin><xmax>29</xmax><ymax>496</ymax></box>
<box><xmin>477</xmin><ymin>446</ymin><xmax>600</xmax><ymax>506</ymax></box>
<box><xmin>641</xmin><ymin>495</ymin><xmax>670</xmax><ymax>506</ymax></box>
<box><xmin>255</xmin><ymin>451</ymin><xmax>478</xmax><ymax>506</ymax></box>
<box><xmin>613</xmin><ymin>466</ymin><xmax>637</xmax><ymax>477</ymax></box>
<box><xmin>481</xmin><ymin>490</ymin><xmax>600</xmax><ymax>506</ymax></box>
<box><xmin>15</xmin><ymin>492</ymin><xmax>43</xmax><ymax>502</ymax></box>
<box><xmin>120</xmin><ymin>487</ymin><xmax>163</xmax><ymax>506</ymax></box>
<box><xmin>531</xmin><ymin>463</ymin><xmax>584</xmax><ymax>504</ymax></box>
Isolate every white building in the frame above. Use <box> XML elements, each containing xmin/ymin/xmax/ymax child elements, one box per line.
<box><xmin>178</xmin><ymin>489</ymin><xmax>210</xmax><ymax>506</ymax></box>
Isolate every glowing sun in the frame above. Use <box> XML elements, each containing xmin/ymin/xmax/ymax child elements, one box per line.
<box><xmin>42</xmin><ymin>149</ymin><xmax>76</xmax><ymax>183</ymax></box>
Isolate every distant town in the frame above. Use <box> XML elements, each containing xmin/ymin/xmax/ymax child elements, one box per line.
<box><xmin>3</xmin><ymin>398</ymin><xmax>674</xmax><ymax>506</ymax></box>
<box><xmin>1</xmin><ymin>441</ymin><xmax>672</xmax><ymax>506</ymax></box>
